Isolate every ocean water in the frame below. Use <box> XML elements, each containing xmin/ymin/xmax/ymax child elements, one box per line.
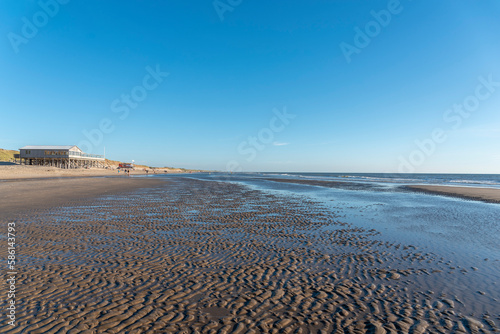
<box><xmin>260</xmin><ymin>172</ymin><xmax>500</xmax><ymax>188</ymax></box>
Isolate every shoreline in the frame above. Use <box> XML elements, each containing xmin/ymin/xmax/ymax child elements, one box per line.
<box><xmin>404</xmin><ymin>184</ymin><xmax>500</xmax><ymax>204</ymax></box>
<box><xmin>264</xmin><ymin>177</ymin><xmax>374</xmax><ymax>190</ymax></box>
<box><xmin>265</xmin><ymin>177</ymin><xmax>500</xmax><ymax>204</ymax></box>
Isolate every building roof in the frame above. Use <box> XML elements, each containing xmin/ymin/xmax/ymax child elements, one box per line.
<box><xmin>19</xmin><ymin>145</ymin><xmax>80</xmax><ymax>150</ymax></box>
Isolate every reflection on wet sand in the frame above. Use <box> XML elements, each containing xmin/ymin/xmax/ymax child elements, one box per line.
<box><xmin>1</xmin><ymin>177</ymin><xmax>498</xmax><ymax>333</ymax></box>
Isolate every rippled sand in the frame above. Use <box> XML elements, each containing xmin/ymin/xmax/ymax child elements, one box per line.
<box><xmin>1</xmin><ymin>178</ymin><xmax>498</xmax><ymax>333</ymax></box>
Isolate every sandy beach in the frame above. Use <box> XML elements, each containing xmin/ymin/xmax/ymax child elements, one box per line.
<box><xmin>0</xmin><ymin>177</ymin><xmax>165</xmax><ymax>219</ymax></box>
<box><xmin>0</xmin><ymin>164</ymin><xmax>188</xmax><ymax>180</ymax></box>
<box><xmin>405</xmin><ymin>185</ymin><xmax>500</xmax><ymax>204</ymax></box>
<box><xmin>3</xmin><ymin>0</ymin><xmax>498</xmax><ymax>332</ymax></box>
<box><xmin>1</xmin><ymin>176</ymin><xmax>498</xmax><ymax>333</ymax></box>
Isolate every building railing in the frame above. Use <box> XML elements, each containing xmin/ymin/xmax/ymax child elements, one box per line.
<box><xmin>68</xmin><ymin>151</ymin><xmax>104</xmax><ymax>159</ymax></box>
<box><xmin>21</xmin><ymin>150</ymin><xmax>105</xmax><ymax>160</ymax></box>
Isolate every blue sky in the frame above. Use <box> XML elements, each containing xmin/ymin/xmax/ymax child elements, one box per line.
<box><xmin>1</xmin><ymin>0</ymin><xmax>499</xmax><ymax>172</ymax></box>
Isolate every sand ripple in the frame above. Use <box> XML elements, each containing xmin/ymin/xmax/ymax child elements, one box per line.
<box><xmin>1</xmin><ymin>178</ymin><xmax>498</xmax><ymax>333</ymax></box>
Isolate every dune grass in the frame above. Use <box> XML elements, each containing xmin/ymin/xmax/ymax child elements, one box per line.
<box><xmin>0</xmin><ymin>149</ymin><xmax>18</xmax><ymax>161</ymax></box>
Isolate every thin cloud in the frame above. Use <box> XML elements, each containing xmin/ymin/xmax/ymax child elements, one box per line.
<box><xmin>273</xmin><ymin>142</ymin><xmax>289</xmax><ymax>146</ymax></box>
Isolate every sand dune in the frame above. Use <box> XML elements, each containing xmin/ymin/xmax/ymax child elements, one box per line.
<box><xmin>0</xmin><ymin>178</ymin><xmax>497</xmax><ymax>333</ymax></box>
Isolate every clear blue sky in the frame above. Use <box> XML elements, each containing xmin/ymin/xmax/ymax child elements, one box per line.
<box><xmin>1</xmin><ymin>1</ymin><xmax>499</xmax><ymax>172</ymax></box>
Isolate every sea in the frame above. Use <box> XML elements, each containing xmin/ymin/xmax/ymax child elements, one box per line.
<box><xmin>256</xmin><ymin>172</ymin><xmax>500</xmax><ymax>188</ymax></box>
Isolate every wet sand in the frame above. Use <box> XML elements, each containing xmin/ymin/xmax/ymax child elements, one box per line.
<box><xmin>267</xmin><ymin>177</ymin><xmax>500</xmax><ymax>204</ymax></box>
<box><xmin>1</xmin><ymin>178</ymin><xmax>498</xmax><ymax>333</ymax></box>
<box><xmin>405</xmin><ymin>185</ymin><xmax>500</xmax><ymax>204</ymax></box>
<box><xmin>0</xmin><ymin>177</ymin><xmax>166</xmax><ymax>219</ymax></box>
<box><xmin>265</xmin><ymin>178</ymin><xmax>373</xmax><ymax>191</ymax></box>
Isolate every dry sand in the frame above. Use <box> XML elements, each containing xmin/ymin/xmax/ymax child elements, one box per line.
<box><xmin>0</xmin><ymin>164</ymin><xmax>188</xmax><ymax>180</ymax></box>
<box><xmin>405</xmin><ymin>185</ymin><xmax>500</xmax><ymax>204</ymax></box>
<box><xmin>0</xmin><ymin>177</ymin><xmax>498</xmax><ymax>333</ymax></box>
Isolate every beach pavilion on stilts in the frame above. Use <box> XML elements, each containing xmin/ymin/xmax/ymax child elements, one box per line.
<box><xmin>18</xmin><ymin>145</ymin><xmax>105</xmax><ymax>169</ymax></box>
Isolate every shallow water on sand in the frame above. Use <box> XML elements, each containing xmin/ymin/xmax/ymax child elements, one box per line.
<box><xmin>3</xmin><ymin>175</ymin><xmax>499</xmax><ymax>333</ymax></box>
<box><xmin>193</xmin><ymin>174</ymin><xmax>500</xmax><ymax>253</ymax></box>
<box><xmin>190</xmin><ymin>174</ymin><xmax>500</xmax><ymax>307</ymax></box>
